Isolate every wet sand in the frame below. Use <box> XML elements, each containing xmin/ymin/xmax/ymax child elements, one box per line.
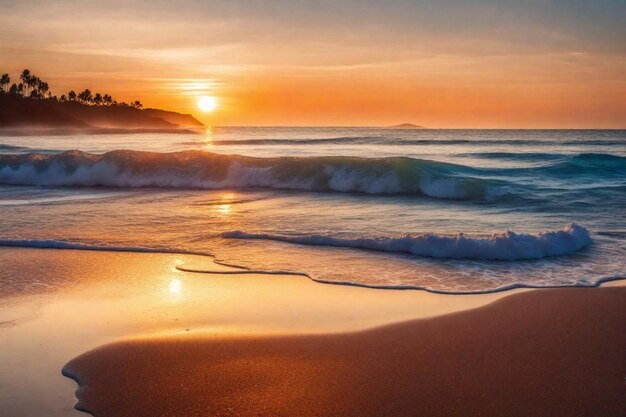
<box><xmin>65</xmin><ymin>286</ymin><xmax>626</xmax><ymax>417</ymax></box>
<box><xmin>0</xmin><ymin>247</ymin><xmax>518</xmax><ymax>417</ymax></box>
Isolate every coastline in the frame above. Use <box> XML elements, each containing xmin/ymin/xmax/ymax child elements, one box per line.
<box><xmin>1</xmin><ymin>3</ymin><xmax>624</xmax><ymax>416</ymax></box>
<box><xmin>0</xmin><ymin>247</ymin><xmax>624</xmax><ymax>416</ymax></box>
<box><xmin>0</xmin><ymin>127</ymin><xmax>200</xmax><ymax>136</ymax></box>
<box><xmin>0</xmin><ymin>247</ymin><xmax>521</xmax><ymax>417</ymax></box>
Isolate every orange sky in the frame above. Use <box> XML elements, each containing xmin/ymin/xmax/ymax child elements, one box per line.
<box><xmin>1</xmin><ymin>1</ymin><xmax>624</xmax><ymax>128</ymax></box>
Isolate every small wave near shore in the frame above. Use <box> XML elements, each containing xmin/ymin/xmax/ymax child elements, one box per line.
<box><xmin>223</xmin><ymin>224</ymin><xmax>592</xmax><ymax>261</ymax></box>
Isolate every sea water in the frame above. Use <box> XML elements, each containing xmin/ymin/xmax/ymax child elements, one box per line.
<box><xmin>1</xmin><ymin>128</ymin><xmax>624</xmax><ymax>292</ymax></box>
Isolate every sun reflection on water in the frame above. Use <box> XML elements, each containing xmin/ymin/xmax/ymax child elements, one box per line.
<box><xmin>217</xmin><ymin>204</ymin><xmax>231</xmax><ymax>215</ymax></box>
<box><xmin>216</xmin><ymin>193</ymin><xmax>234</xmax><ymax>215</ymax></box>
<box><xmin>200</xmin><ymin>127</ymin><xmax>214</xmax><ymax>148</ymax></box>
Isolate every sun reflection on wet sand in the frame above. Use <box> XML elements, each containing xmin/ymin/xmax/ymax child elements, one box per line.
<box><xmin>168</xmin><ymin>278</ymin><xmax>183</xmax><ymax>297</ymax></box>
<box><xmin>0</xmin><ymin>247</ymin><xmax>541</xmax><ymax>417</ymax></box>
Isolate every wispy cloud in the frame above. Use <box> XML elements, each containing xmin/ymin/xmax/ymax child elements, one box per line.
<box><xmin>0</xmin><ymin>0</ymin><xmax>624</xmax><ymax>127</ymax></box>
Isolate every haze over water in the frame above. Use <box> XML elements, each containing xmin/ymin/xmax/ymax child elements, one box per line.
<box><xmin>1</xmin><ymin>128</ymin><xmax>625</xmax><ymax>292</ymax></box>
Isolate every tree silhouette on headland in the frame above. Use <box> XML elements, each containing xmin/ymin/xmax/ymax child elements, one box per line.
<box><xmin>0</xmin><ymin>68</ymin><xmax>145</xmax><ymax>108</ymax></box>
<box><xmin>0</xmin><ymin>73</ymin><xmax>10</xmax><ymax>93</ymax></box>
<box><xmin>77</xmin><ymin>89</ymin><xmax>93</xmax><ymax>104</ymax></box>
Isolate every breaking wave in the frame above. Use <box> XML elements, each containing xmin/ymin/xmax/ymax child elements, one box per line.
<box><xmin>1</xmin><ymin>150</ymin><xmax>623</xmax><ymax>200</ymax></box>
<box><xmin>0</xmin><ymin>150</ymin><xmax>506</xmax><ymax>200</ymax></box>
<box><xmin>222</xmin><ymin>224</ymin><xmax>592</xmax><ymax>261</ymax></box>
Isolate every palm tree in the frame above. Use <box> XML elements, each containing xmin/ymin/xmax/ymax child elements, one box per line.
<box><xmin>60</xmin><ymin>94</ymin><xmax>67</xmax><ymax>102</ymax></box>
<box><xmin>27</xmin><ymin>78</ymin><xmax>44</xmax><ymax>98</ymax></box>
<box><xmin>20</xmin><ymin>69</ymin><xmax>32</xmax><ymax>95</ymax></box>
<box><xmin>0</xmin><ymin>74</ymin><xmax>9</xmax><ymax>93</ymax></box>
<box><xmin>37</xmin><ymin>80</ymin><xmax>49</xmax><ymax>98</ymax></box>
<box><xmin>29</xmin><ymin>76</ymin><xmax>41</xmax><ymax>97</ymax></box>
<box><xmin>68</xmin><ymin>90</ymin><xmax>77</xmax><ymax>101</ymax></box>
<box><xmin>8</xmin><ymin>83</ymin><xmax>18</xmax><ymax>95</ymax></box>
<box><xmin>93</xmin><ymin>93</ymin><xmax>103</xmax><ymax>106</ymax></box>
<box><xmin>132</xmin><ymin>100</ymin><xmax>143</xmax><ymax>109</ymax></box>
<box><xmin>20</xmin><ymin>69</ymin><xmax>30</xmax><ymax>81</ymax></box>
<box><xmin>77</xmin><ymin>89</ymin><xmax>93</xmax><ymax>104</ymax></box>
<box><xmin>103</xmin><ymin>94</ymin><xmax>113</xmax><ymax>106</ymax></box>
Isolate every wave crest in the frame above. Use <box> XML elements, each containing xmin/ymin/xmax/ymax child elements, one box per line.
<box><xmin>2</xmin><ymin>150</ymin><xmax>622</xmax><ymax>200</ymax></box>
<box><xmin>222</xmin><ymin>224</ymin><xmax>592</xmax><ymax>261</ymax></box>
<box><xmin>0</xmin><ymin>150</ymin><xmax>501</xmax><ymax>200</ymax></box>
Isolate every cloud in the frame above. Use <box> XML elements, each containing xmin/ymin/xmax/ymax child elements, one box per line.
<box><xmin>0</xmin><ymin>0</ymin><xmax>623</xmax><ymax>127</ymax></box>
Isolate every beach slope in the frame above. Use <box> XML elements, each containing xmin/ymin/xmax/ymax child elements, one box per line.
<box><xmin>64</xmin><ymin>286</ymin><xmax>626</xmax><ymax>417</ymax></box>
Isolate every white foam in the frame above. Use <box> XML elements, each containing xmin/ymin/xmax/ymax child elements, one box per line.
<box><xmin>222</xmin><ymin>224</ymin><xmax>592</xmax><ymax>261</ymax></box>
<box><xmin>0</xmin><ymin>151</ymin><xmax>496</xmax><ymax>200</ymax></box>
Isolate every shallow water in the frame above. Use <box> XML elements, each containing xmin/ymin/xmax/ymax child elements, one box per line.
<box><xmin>1</xmin><ymin>128</ymin><xmax>625</xmax><ymax>291</ymax></box>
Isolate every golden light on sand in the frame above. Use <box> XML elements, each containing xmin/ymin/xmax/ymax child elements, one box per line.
<box><xmin>169</xmin><ymin>278</ymin><xmax>182</xmax><ymax>296</ymax></box>
<box><xmin>197</xmin><ymin>96</ymin><xmax>218</xmax><ymax>113</ymax></box>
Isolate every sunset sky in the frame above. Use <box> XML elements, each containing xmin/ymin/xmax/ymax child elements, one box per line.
<box><xmin>1</xmin><ymin>0</ymin><xmax>624</xmax><ymax>127</ymax></box>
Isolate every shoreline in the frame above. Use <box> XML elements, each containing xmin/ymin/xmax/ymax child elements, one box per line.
<box><xmin>1</xmin><ymin>247</ymin><xmax>624</xmax><ymax>416</ymax></box>
<box><xmin>63</xmin><ymin>285</ymin><xmax>626</xmax><ymax>417</ymax></box>
<box><xmin>1</xmin><ymin>241</ymin><xmax>623</xmax><ymax>294</ymax></box>
<box><xmin>0</xmin><ymin>247</ymin><xmax>527</xmax><ymax>416</ymax></box>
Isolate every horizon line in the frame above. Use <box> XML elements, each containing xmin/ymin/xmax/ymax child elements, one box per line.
<box><xmin>205</xmin><ymin>125</ymin><xmax>626</xmax><ymax>130</ymax></box>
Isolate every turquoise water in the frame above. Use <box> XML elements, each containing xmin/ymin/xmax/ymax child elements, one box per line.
<box><xmin>1</xmin><ymin>128</ymin><xmax>625</xmax><ymax>292</ymax></box>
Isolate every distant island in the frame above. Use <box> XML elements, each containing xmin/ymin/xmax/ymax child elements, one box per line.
<box><xmin>387</xmin><ymin>123</ymin><xmax>426</xmax><ymax>129</ymax></box>
<box><xmin>0</xmin><ymin>69</ymin><xmax>204</xmax><ymax>135</ymax></box>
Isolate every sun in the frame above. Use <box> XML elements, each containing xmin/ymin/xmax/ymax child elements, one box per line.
<box><xmin>197</xmin><ymin>96</ymin><xmax>217</xmax><ymax>113</ymax></box>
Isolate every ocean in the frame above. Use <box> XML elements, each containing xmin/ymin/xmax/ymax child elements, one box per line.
<box><xmin>1</xmin><ymin>128</ymin><xmax>625</xmax><ymax>293</ymax></box>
